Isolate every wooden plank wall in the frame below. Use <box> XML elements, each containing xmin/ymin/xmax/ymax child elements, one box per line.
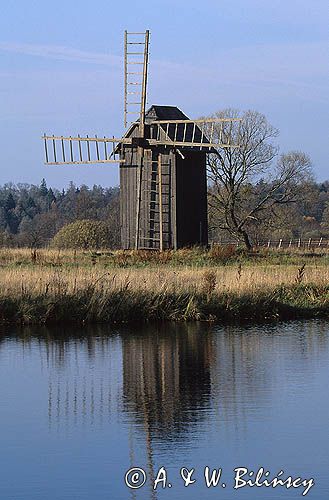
<box><xmin>120</xmin><ymin>146</ymin><xmax>138</xmax><ymax>249</ymax></box>
<box><xmin>120</xmin><ymin>147</ymin><xmax>208</xmax><ymax>249</ymax></box>
<box><xmin>175</xmin><ymin>151</ymin><xmax>208</xmax><ymax>248</ymax></box>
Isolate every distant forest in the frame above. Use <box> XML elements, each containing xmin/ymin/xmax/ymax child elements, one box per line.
<box><xmin>0</xmin><ymin>180</ymin><xmax>120</xmax><ymax>248</ymax></box>
<box><xmin>1</xmin><ymin>178</ymin><xmax>329</xmax><ymax>247</ymax></box>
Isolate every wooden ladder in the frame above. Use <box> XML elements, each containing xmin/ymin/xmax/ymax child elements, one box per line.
<box><xmin>139</xmin><ymin>153</ymin><xmax>171</xmax><ymax>250</ymax></box>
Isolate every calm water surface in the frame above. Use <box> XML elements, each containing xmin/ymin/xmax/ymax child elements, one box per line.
<box><xmin>0</xmin><ymin>320</ymin><xmax>328</xmax><ymax>499</ymax></box>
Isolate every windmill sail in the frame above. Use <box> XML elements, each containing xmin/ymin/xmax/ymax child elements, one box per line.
<box><xmin>43</xmin><ymin>135</ymin><xmax>129</xmax><ymax>165</ymax></box>
<box><xmin>147</xmin><ymin>118</ymin><xmax>241</xmax><ymax>149</ymax></box>
<box><xmin>124</xmin><ymin>30</ymin><xmax>150</xmax><ymax>132</ymax></box>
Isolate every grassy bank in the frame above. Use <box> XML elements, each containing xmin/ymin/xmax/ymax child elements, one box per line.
<box><xmin>0</xmin><ymin>247</ymin><xmax>329</xmax><ymax>325</ymax></box>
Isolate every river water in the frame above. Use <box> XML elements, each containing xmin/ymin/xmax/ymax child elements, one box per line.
<box><xmin>0</xmin><ymin>320</ymin><xmax>328</xmax><ymax>500</ymax></box>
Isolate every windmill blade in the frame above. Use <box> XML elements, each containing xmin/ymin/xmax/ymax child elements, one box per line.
<box><xmin>43</xmin><ymin>134</ymin><xmax>131</xmax><ymax>165</ymax></box>
<box><xmin>124</xmin><ymin>30</ymin><xmax>150</xmax><ymax>133</ymax></box>
<box><xmin>147</xmin><ymin>118</ymin><xmax>241</xmax><ymax>149</ymax></box>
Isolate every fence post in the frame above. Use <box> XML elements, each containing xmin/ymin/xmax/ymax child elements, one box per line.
<box><xmin>298</xmin><ymin>238</ymin><xmax>301</xmax><ymax>248</ymax></box>
<box><xmin>318</xmin><ymin>237</ymin><xmax>323</xmax><ymax>247</ymax></box>
<box><xmin>267</xmin><ymin>239</ymin><xmax>271</xmax><ymax>248</ymax></box>
<box><xmin>289</xmin><ymin>239</ymin><xmax>292</xmax><ymax>248</ymax></box>
<box><xmin>308</xmin><ymin>238</ymin><xmax>312</xmax><ymax>249</ymax></box>
<box><xmin>278</xmin><ymin>239</ymin><xmax>282</xmax><ymax>249</ymax></box>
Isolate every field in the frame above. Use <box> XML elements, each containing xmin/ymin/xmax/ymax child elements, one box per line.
<box><xmin>0</xmin><ymin>246</ymin><xmax>329</xmax><ymax>325</ymax></box>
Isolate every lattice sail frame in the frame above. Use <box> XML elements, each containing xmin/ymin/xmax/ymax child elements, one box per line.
<box><xmin>43</xmin><ymin>28</ymin><xmax>240</xmax><ymax>166</ymax></box>
<box><xmin>124</xmin><ymin>30</ymin><xmax>150</xmax><ymax>131</ymax></box>
<box><xmin>43</xmin><ymin>118</ymin><xmax>240</xmax><ymax>165</ymax></box>
<box><xmin>43</xmin><ymin>135</ymin><xmax>127</xmax><ymax>165</ymax></box>
<box><xmin>147</xmin><ymin>118</ymin><xmax>240</xmax><ymax>149</ymax></box>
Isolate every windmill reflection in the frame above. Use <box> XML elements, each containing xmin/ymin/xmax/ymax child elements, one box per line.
<box><xmin>120</xmin><ymin>322</ymin><xmax>213</xmax><ymax>500</ymax></box>
<box><xmin>1</xmin><ymin>321</ymin><xmax>328</xmax><ymax>499</ymax></box>
<box><xmin>36</xmin><ymin>326</ymin><xmax>119</xmax><ymax>430</ymax></box>
<box><xmin>1</xmin><ymin>320</ymin><xmax>328</xmax><ymax>435</ymax></box>
<box><xmin>121</xmin><ymin>323</ymin><xmax>213</xmax><ymax>440</ymax></box>
<box><xmin>0</xmin><ymin>319</ymin><xmax>329</xmax><ymax>500</ymax></box>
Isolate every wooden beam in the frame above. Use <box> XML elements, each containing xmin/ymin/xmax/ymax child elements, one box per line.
<box><xmin>43</xmin><ymin>135</ymin><xmax>132</xmax><ymax>143</ymax></box>
<box><xmin>139</xmin><ymin>30</ymin><xmax>150</xmax><ymax>138</ymax></box>
<box><xmin>158</xmin><ymin>153</ymin><xmax>163</xmax><ymax>252</ymax></box>
<box><xmin>134</xmin><ymin>146</ymin><xmax>143</xmax><ymax>249</ymax></box>
<box><xmin>148</xmin><ymin>140</ymin><xmax>239</xmax><ymax>149</ymax></box>
<box><xmin>151</xmin><ymin>118</ymin><xmax>241</xmax><ymax>124</ymax></box>
<box><xmin>46</xmin><ymin>160</ymin><xmax>125</xmax><ymax>165</ymax></box>
<box><xmin>124</xmin><ymin>30</ymin><xmax>128</xmax><ymax>128</ymax></box>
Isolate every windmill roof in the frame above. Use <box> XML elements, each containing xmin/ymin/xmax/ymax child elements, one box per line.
<box><xmin>117</xmin><ymin>105</ymin><xmax>213</xmax><ymax>152</ymax></box>
<box><xmin>144</xmin><ymin>105</ymin><xmax>190</xmax><ymax>121</ymax></box>
<box><xmin>121</xmin><ymin>105</ymin><xmax>191</xmax><ymax>141</ymax></box>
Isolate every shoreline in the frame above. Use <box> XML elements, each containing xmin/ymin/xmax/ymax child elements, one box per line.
<box><xmin>1</xmin><ymin>283</ymin><xmax>329</xmax><ymax>326</ymax></box>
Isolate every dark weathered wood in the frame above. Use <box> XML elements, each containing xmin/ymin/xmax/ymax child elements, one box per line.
<box><xmin>44</xmin><ymin>134</ymin><xmax>49</xmax><ymax>163</ymax></box>
<box><xmin>119</xmin><ymin>106</ymin><xmax>209</xmax><ymax>249</ymax></box>
<box><xmin>170</xmin><ymin>151</ymin><xmax>177</xmax><ymax>249</ymax></box>
<box><xmin>135</xmin><ymin>146</ymin><xmax>144</xmax><ymax>249</ymax></box>
<box><xmin>175</xmin><ymin>150</ymin><xmax>208</xmax><ymax>247</ymax></box>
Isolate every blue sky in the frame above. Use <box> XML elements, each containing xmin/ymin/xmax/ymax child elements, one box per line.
<box><xmin>0</xmin><ymin>0</ymin><xmax>328</xmax><ymax>188</ymax></box>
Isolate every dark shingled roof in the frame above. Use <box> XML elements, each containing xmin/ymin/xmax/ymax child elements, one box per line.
<box><xmin>144</xmin><ymin>105</ymin><xmax>189</xmax><ymax>122</ymax></box>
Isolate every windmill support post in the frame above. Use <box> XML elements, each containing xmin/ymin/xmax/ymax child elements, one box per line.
<box><xmin>158</xmin><ymin>153</ymin><xmax>163</xmax><ymax>252</ymax></box>
<box><xmin>135</xmin><ymin>146</ymin><xmax>144</xmax><ymax>250</ymax></box>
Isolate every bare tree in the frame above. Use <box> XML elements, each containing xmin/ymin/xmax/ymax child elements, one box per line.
<box><xmin>207</xmin><ymin>109</ymin><xmax>313</xmax><ymax>249</ymax></box>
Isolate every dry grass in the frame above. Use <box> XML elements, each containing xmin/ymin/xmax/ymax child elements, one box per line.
<box><xmin>1</xmin><ymin>260</ymin><xmax>329</xmax><ymax>297</ymax></box>
<box><xmin>0</xmin><ymin>245</ymin><xmax>328</xmax><ymax>267</ymax></box>
<box><xmin>0</xmin><ymin>247</ymin><xmax>329</xmax><ymax>325</ymax></box>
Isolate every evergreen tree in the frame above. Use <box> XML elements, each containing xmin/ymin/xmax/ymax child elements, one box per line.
<box><xmin>4</xmin><ymin>193</ymin><xmax>16</xmax><ymax>211</ymax></box>
<box><xmin>39</xmin><ymin>178</ymin><xmax>48</xmax><ymax>197</ymax></box>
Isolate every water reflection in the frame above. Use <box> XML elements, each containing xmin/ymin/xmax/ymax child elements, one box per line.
<box><xmin>1</xmin><ymin>320</ymin><xmax>328</xmax><ymax>438</ymax></box>
<box><xmin>1</xmin><ymin>321</ymin><xmax>329</xmax><ymax>500</ymax></box>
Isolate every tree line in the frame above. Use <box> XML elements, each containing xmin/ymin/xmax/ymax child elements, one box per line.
<box><xmin>0</xmin><ymin>181</ymin><xmax>120</xmax><ymax>248</ymax></box>
<box><xmin>1</xmin><ymin>176</ymin><xmax>329</xmax><ymax>249</ymax></box>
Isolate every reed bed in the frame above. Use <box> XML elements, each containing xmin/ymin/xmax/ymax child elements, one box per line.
<box><xmin>0</xmin><ymin>247</ymin><xmax>329</xmax><ymax>324</ymax></box>
<box><xmin>1</xmin><ymin>263</ymin><xmax>329</xmax><ymax>296</ymax></box>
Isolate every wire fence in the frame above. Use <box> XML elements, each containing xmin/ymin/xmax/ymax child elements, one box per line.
<box><xmin>211</xmin><ymin>238</ymin><xmax>329</xmax><ymax>250</ymax></box>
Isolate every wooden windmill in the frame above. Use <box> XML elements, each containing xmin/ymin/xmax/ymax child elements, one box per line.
<box><xmin>43</xmin><ymin>30</ymin><xmax>239</xmax><ymax>250</ymax></box>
